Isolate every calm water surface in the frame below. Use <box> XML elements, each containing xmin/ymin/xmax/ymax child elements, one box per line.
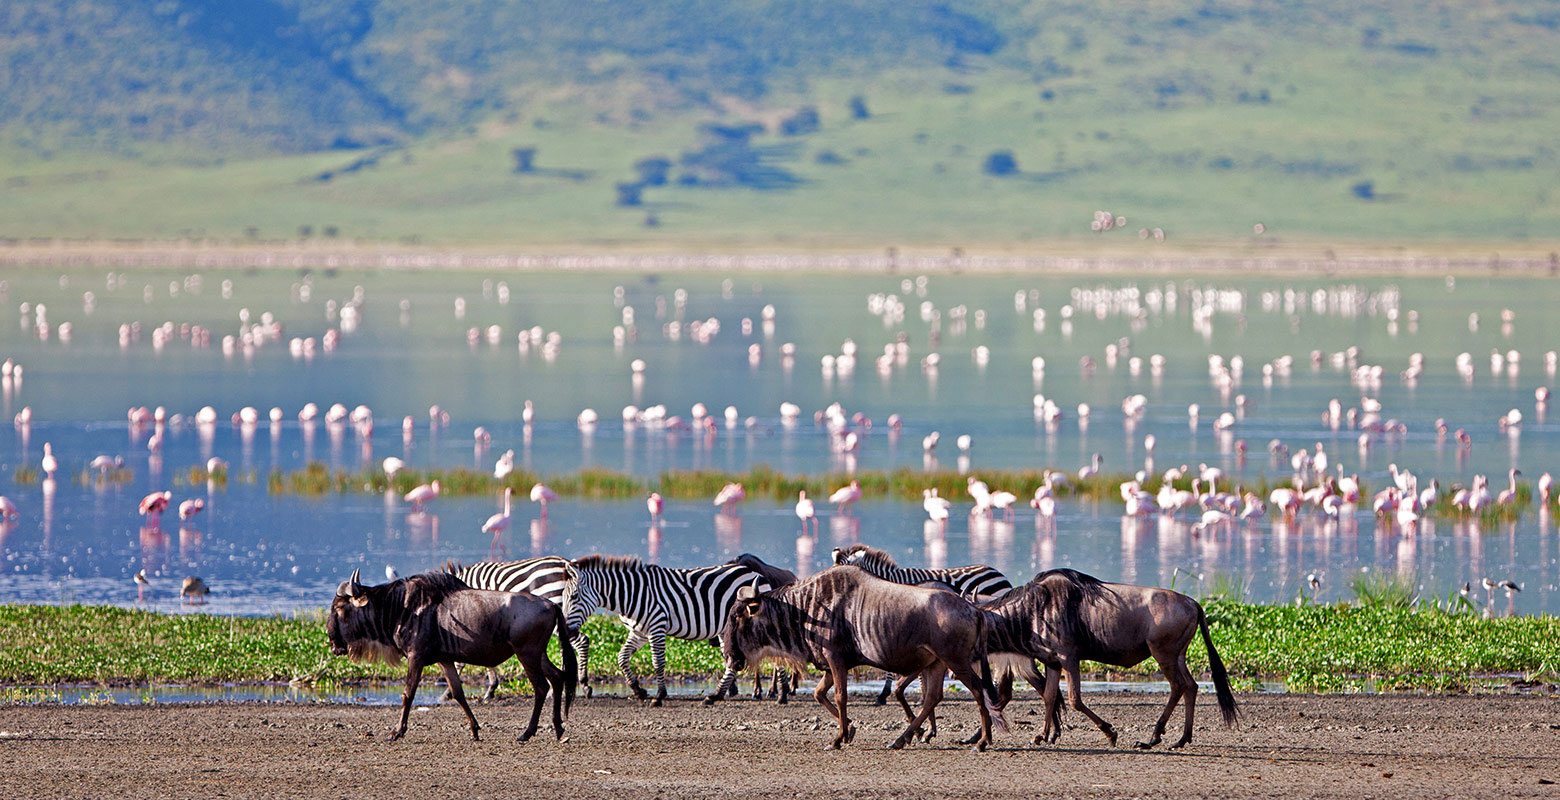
<box><xmin>0</xmin><ymin>268</ymin><xmax>1555</xmax><ymax>613</ymax></box>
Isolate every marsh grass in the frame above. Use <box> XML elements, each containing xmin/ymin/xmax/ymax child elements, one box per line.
<box><xmin>12</xmin><ymin>467</ymin><xmax>38</xmax><ymax>485</ymax></box>
<box><xmin>1350</xmin><ymin>574</ymin><xmax>1417</xmax><ymax>609</ymax></box>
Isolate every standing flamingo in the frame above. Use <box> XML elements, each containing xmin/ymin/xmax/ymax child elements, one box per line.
<box><xmin>178</xmin><ymin>498</ymin><xmax>205</xmax><ymax>521</ymax></box>
<box><xmin>828</xmin><ymin>480</ymin><xmax>862</xmax><ymax>514</ymax></box>
<box><xmin>493</xmin><ymin>450</ymin><xmax>515</xmax><ymax>480</ymax></box>
<box><xmin>795</xmin><ymin>491</ymin><xmax>818</xmax><ymax>534</ymax></box>
<box><xmin>647</xmin><ymin>492</ymin><xmax>665</xmax><ymax>522</ymax></box>
<box><xmin>40</xmin><ymin>443</ymin><xmax>57</xmax><ymax>479</ymax></box>
<box><xmin>482</xmin><ymin>487</ymin><xmax>514</xmax><ymax>537</ymax></box>
<box><xmin>382</xmin><ymin>456</ymin><xmax>405</xmax><ymax>479</ymax></box>
<box><xmin>404</xmin><ymin>480</ymin><xmax>441</xmax><ymax>511</ymax></box>
<box><xmin>138</xmin><ymin>490</ymin><xmax>172</xmax><ymax>523</ymax></box>
<box><xmin>712</xmin><ymin>482</ymin><xmax>746</xmax><ymax>512</ymax></box>
<box><xmin>1540</xmin><ymin>472</ymin><xmax>1553</xmax><ymax>505</ymax></box>
<box><xmin>1496</xmin><ymin>468</ymin><xmax>1523</xmax><ymax>505</ymax></box>
<box><xmin>530</xmin><ymin>482</ymin><xmax>558</xmax><ymax>517</ymax></box>
<box><xmin>0</xmin><ymin>495</ymin><xmax>17</xmax><ymax>519</ymax></box>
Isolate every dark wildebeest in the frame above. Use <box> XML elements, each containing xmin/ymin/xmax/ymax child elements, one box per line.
<box><xmin>726</xmin><ymin>553</ymin><xmax>803</xmax><ymax>702</ymax></box>
<box><xmin>326</xmin><ymin>569</ymin><xmax>576</xmax><ymax>743</ymax></box>
<box><xmin>708</xmin><ymin>565</ymin><xmax>1006</xmax><ymax>751</ymax></box>
<box><xmin>979</xmin><ymin>568</ymin><xmax>1238</xmax><ymax>749</ymax></box>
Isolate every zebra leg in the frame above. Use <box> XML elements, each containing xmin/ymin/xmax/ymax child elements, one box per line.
<box><xmin>874</xmin><ymin>675</ymin><xmax>893</xmax><ymax>705</ymax></box>
<box><xmin>617</xmin><ymin>628</ymin><xmax>650</xmax><ymax>701</ymax></box>
<box><xmin>574</xmin><ymin>630</ymin><xmax>592</xmax><ymax>699</ymax></box>
<box><xmin>484</xmin><ymin>667</ymin><xmax>502</xmax><ymax>700</ymax></box>
<box><xmin>775</xmin><ymin>666</ymin><xmax>791</xmax><ymax>705</ymax></box>
<box><xmin>649</xmin><ymin>631</ymin><xmax>669</xmax><ymax>707</ymax></box>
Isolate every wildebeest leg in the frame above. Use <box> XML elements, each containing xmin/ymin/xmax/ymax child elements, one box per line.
<box><xmin>617</xmin><ymin>628</ymin><xmax>650</xmax><ymax>701</ymax></box>
<box><xmin>515</xmin><ymin>652</ymin><xmax>551</xmax><ymax>743</ymax></box>
<box><xmin>891</xmin><ymin>673</ymin><xmax>916</xmax><ymax>727</ymax></box>
<box><xmin>648</xmin><ymin>630</ymin><xmax>669</xmax><ymax>707</ymax></box>
<box><xmin>873</xmin><ymin>676</ymin><xmax>893</xmax><ymax>705</ymax></box>
<box><xmin>892</xmin><ymin>668</ymin><xmax>943</xmax><ymax>750</ymax></box>
<box><xmin>947</xmin><ymin>661</ymin><xmax>994</xmax><ymax>752</ymax></box>
<box><xmin>1141</xmin><ymin>648</ymin><xmax>1197</xmax><ymax>749</ymax></box>
<box><xmin>438</xmin><ymin>662</ymin><xmax>481</xmax><ymax>740</ymax></box>
<box><xmin>813</xmin><ymin>672</ymin><xmax>839</xmax><ymax>725</ymax></box>
<box><xmin>541</xmin><ymin>652</ymin><xmax>568</xmax><ymax>741</ymax></box>
<box><xmin>827</xmin><ymin>659</ymin><xmax>855</xmax><ymax>749</ymax></box>
<box><xmin>1063</xmin><ymin>660</ymin><xmax>1117</xmax><ymax>746</ymax></box>
<box><xmin>389</xmin><ymin>660</ymin><xmax>425</xmax><ymax>741</ymax></box>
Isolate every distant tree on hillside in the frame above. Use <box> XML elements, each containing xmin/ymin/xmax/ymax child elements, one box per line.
<box><xmin>512</xmin><ymin>147</ymin><xmax>537</xmax><ymax>173</ymax></box>
<box><xmin>634</xmin><ymin>157</ymin><xmax>673</xmax><ymax>186</ymax></box>
<box><xmin>983</xmin><ymin>150</ymin><xmax>1019</xmax><ymax>176</ymax></box>
<box><xmin>779</xmin><ymin>106</ymin><xmax>821</xmax><ymax>136</ymax></box>
<box><xmin>1351</xmin><ymin>180</ymin><xmax>1376</xmax><ymax>200</ymax></box>
<box><xmin>616</xmin><ymin>182</ymin><xmax>645</xmax><ymax>206</ymax></box>
<box><xmin>848</xmin><ymin>95</ymin><xmax>871</xmax><ymax>119</ymax></box>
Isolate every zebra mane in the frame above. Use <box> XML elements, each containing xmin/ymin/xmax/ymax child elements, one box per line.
<box><xmin>440</xmin><ymin>559</ymin><xmax>467</xmax><ymax>574</ymax></box>
<box><xmin>571</xmin><ymin>553</ymin><xmax>644</xmax><ymax>571</ymax></box>
<box><xmin>845</xmin><ymin>545</ymin><xmax>897</xmax><ymax>569</ymax></box>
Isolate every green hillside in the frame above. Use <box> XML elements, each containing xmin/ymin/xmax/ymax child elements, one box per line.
<box><xmin>3</xmin><ymin>1</ymin><xmax>1559</xmax><ymax>248</ymax></box>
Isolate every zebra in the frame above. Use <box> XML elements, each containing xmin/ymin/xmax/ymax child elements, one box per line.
<box><xmin>443</xmin><ymin>558</ymin><xmax>593</xmax><ymax>698</ymax></box>
<box><xmin>830</xmin><ymin>544</ymin><xmax>1015</xmax><ymax>704</ymax></box>
<box><xmin>563</xmin><ymin>554</ymin><xmax>774</xmax><ymax>706</ymax></box>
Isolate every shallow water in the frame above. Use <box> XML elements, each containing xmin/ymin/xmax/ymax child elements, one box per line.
<box><xmin>0</xmin><ymin>268</ymin><xmax>1555</xmax><ymax>613</ymax></box>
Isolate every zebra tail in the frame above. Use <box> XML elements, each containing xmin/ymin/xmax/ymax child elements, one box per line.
<box><xmin>556</xmin><ymin>605</ymin><xmax>577</xmax><ymax>716</ymax></box>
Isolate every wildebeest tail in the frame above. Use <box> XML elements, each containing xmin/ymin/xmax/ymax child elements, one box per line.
<box><xmin>1198</xmin><ymin>606</ymin><xmax>1238</xmax><ymax>726</ymax></box>
<box><xmin>555</xmin><ymin>604</ymin><xmax>577</xmax><ymax>716</ymax></box>
<box><xmin>974</xmin><ymin>614</ymin><xmax>1010</xmax><ymax>734</ymax></box>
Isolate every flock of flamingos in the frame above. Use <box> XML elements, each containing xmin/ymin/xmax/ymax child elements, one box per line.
<box><xmin>0</xmin><ymin>275</ymin><xmax>1552</xmax><ymax>610</ymax></box>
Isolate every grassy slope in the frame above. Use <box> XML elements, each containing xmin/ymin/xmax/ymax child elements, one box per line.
<box><xmin>1</xmin><ymin>602</ymin><xmax>1555</xmax><ymax>693</ymax></box>
<box><xmin>3</xmin><ymin>3</ymin><xmax>1559</xmax><ymax>247</ymax></box>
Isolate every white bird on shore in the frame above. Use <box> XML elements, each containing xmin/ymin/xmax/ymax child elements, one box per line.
<box><xmin>493</xmin><ymin>449</ymin><xmax>515</xmax><ymax>480</ymax></box>
<box><xmin>134</xmin><ymin>569</ymin><xmax>150</xmax><ymax>602</ymax></box>
<box><xmin>923</xmin><ymin>489</ymin><xmax>951</xmax><ymax>523</ymax></box>
<box><xmin>382</xmin><ymin>457</ymin><xmax>405</xmax><ymax>479</ymax></box>
<box><xmin>713</xmin><ymin>482</ymin><xmax>746</xmax><ymax>511</ymax></box>
<box><xmin>40</xmin><ymin>443</ymin><xmax>57</xmax><ymax>479</ymax></box>
<box><xmin>795</xmin><ymin>491</ymin><xmax>817</xmax><ymax>533</ymax></box>
<box><xmin>829</xmin><ymin>481</ymin><xmax>862</xmax><ymax>514</ymax></box>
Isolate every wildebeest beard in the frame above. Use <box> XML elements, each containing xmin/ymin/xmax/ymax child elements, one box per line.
<box><xmin>724</xmin><ymin>590</ymin><xmax>819</xmax><ymax>673</ymax></box>
<box><xmin>345</xmin><ymin>639</ymin><xmax>404</xmax><ymax>666</ymax></box>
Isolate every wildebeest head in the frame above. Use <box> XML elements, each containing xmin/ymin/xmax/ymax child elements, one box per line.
<box><xmin>720</xmin><ymin>580</ymin><xmax>796</xmax><ymax>675</ymax></box>
<box><xmin>326</xmin><ymin>569</ymin><xmax>404</xmax><ymax>665</ymax></box>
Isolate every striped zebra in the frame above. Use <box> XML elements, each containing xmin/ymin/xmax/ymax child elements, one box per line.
<box><xmin>830</xmin><ymin>544</ymin><xmax>1015</xmax><ymax>703</ymax></box>
<box><xmin>444</xmin><ymin>558</ymin><xmax>594</xmax><ymax>697</ymax></box>
<box><xmin>563</xmin><ymin>554</ymin><xmax>773</xmax><ymax>706</ymax></box>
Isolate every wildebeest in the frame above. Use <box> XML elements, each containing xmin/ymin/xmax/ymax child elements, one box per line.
<box><xmin>709</xmin><ymin>565</ymin><xmax>1006</xmax><ymax>751</ymax></box>
<box><xmin>726</xmin><ymin>553</ymin><xmax>802</xmax><ymax>702</ymax></box>
<box><xmin>326</xmin><ymin>569</ymin><xmax>576</xmax><ymax>743</ymax></box>
<box><xmin>980</xmin><ymin>568</ymin><xmax>1238</xmax><ymax>749</ymax></box>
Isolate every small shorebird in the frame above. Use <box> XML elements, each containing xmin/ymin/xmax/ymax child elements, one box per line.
<box><xmin>134</xmin><ymin>569</ymin><xmax>149</xmax><ymax>602</ymax></box>
<box><xmin>180</xmin><ymin>576</ymin><xmax>210</xmax><ymax>604</ymax></box>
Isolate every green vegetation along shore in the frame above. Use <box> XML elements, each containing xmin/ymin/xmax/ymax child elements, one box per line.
<box><xmin>2</xmin><ymin>600</ymin><xmax>1555</xmax><ymax>696</ymax></box>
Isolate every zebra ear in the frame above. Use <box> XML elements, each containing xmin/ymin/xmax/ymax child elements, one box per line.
<box><xmin>830</xmin><ymin>547</ymin><xmax>846</xmax><ymax>565</ymax></box>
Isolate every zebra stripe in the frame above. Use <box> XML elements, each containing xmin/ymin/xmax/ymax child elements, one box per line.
<box><xmin>564</xmin><ymin>554</ymin><xmax>771</xmax><ymax>704</ymax></box>
<box><xmin>446</xmin><ymin>557</ymin><xmax>593</xmax><ymax>693</ymax></box>
<box><xmin>832</xmin><ymin>545</ymin><xmax>1012</xmax><ymax>601</ymax></box>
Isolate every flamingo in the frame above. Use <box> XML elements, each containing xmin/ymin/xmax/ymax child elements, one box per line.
<box><xmin>530</xmin><ymin>483</ymin><xmax>558</xmax><ymax>516</ymax></box>
<box><xmin>521</xmin><ymin>400</ymin><xmax>535</xmax><ymax>425</ymax></box>
<box><xmin>138</xmin><ymin>490</ymin><xmax>172</xmax><ymax>522</ymax></box>
<box><xmin>178</xmin><ymin>498</ymin><xmax>205</xmax><ymax>521</ymax></box>
<box><xmin>0</xmin><ymin>496</ymin><xmax>18</xmax><ymax>519</ymax></box>
<box><xmin>922</xmin><ymin>431</ymin><xmax>940</xmax><ymax>453</ymax></box>
<box><xmin>647</xmin><ymin>492</ymin><xmax>665</xmax><ymax>522</ymax></box>
<box><xmin>923</xmin><ymin>489</ymin><xmax>951</xmax><ymax>523</ymax></box>
<box><xmin>493</xmin><ymin>450</ymin><xmax>515</xmax><ymax>480</ymax></box>
<box><xmin>1078</xmin><ymin>453</ymin><xmax>1103</xmax><ymax>481</ymax></box>
<box><xmin>382</xmin><ymin>457</ymin><xmax>405</xmax><ymax>479</ymax></box>
<box><xmin>89</xmin><ymin>455</ymin><xmax>124</xmax><ymax>474</ymax></box>
<box><xmin>206</xmin><ymin>457</ymin><xmax>229</xmax><ymax>475</ymax></box>
<box><xmin>967</xmin><ymin>476</ymin><xmax>992</xmax><ymax>517</ymax></box>
<box><xmin>482</xmin><ymin>487</ymin><xmax>514</xmax><ymax>536</ymax></box>
<box><xmin>795</xmin><ymin>491</ymin><xmax>817</xmax><ymax>533</ymax></box>
<box><xmin>989</xmin><ymin>489</ymin><xmax>1018</xmax><ymax>519</ymax></box>
<box><xmin>1496</xmin><ymin>468</ymin><xmax>1523</xmax><ymax>506</ymax></box>
<box><xmin>1029</xmin><ymin>484</ymin><xmax>1057</xmax><ymax>518</ymax></box>
<box><xmin>1540</xmin><ymin>472</ymin><xmax>1553</xmax><ymax>505</ymax></box>
<box><xmin>40</xmin><ymin>443</ymin><xmax>57</xmax><ymax>479</ymax></box>
<box><xmin>828</xmin><ymin>480</ymin><xmax>862</xmax><ymax>514</ymax></box>
<box><xmin>713</xmin><ymin>482</ymin><xmax>746</xmax><ymax>512</ymax></box>
<box><xmin>1238</xmin><ymin>494</ymin><xmax>1265</xmax><ymax>520</ymax></box>
<box><xmin>404</xmin><ymin>480</ymin><xmax>441</xmax><ymax>511</ymax></box>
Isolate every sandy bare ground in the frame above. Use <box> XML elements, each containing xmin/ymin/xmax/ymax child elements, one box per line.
<box><xmin>1</xmin><ymin>691</ymin><xmax>1557</xmax><ymax>799</ymax></box>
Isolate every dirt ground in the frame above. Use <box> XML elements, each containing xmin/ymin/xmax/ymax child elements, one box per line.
<box><xmin>1</xmin><ymin>691</ymin><xmax>1557</xmax><ymax>799</ymax></box>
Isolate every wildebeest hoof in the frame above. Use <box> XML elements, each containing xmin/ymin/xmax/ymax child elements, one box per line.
<box><xmin>582</xmin><ymin>684</ymin><xmax>593</xmax><ymax>698</ymax></box>
<box><xmin>469</xmin><ymin>729</ymin><xmax>481</xmax><ymax>741</ymax></box>
<box><xmin>845</xmin><ymin>723</ymin><xmax>857</xmax><ymax>744</ymax></box>
<box><xmin>971</xmin><ymin>739</ymin><xmax>989</xmax><ymax>752</ymax></box>
<box><xmin>872</xmin><ymin>695</ymin><xmax>888</xmax><ymax>707</ymax></box>
<box><xmin>387</xmin><ymin>729</ymin><xmax>405</xmax><ymax>742</ymax></box>
<box><xmin>1135</xmin><ymin>738</ymin><xmax>1160</xmax><ymax>750</ymax></box>
<box><xmin>888</xmin><ymin>737</ymin><xmax>908</xmax><ymax>750</ymax></box>
<box><xmin>557</xmin><ymin>735</ymin><xmax>569</xmax><ymax>744</ymax></box>
<box><xmin>517</xmin><ymin>730</ymin><xmax>536</xmax><ymax>743</ymax></box>
<box><xmin>1171</xmin><ymin>738</ymin><xmax>1191</xmax><ymax>750</ymax></box>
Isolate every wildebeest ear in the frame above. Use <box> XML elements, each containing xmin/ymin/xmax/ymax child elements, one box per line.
<box><xmin>350</xmin><ymin>593</ymin><xmax>370</xmax><ymax>608</ymax></box>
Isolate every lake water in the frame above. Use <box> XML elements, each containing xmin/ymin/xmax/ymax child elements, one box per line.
<box><xmin>0</xmin><ymin>267</ymin><xmax>1555</xmax><ymax>614</ymax></box>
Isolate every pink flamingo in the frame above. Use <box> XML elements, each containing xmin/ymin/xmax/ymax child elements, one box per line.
<box><xmin>828</xmin><ymin>480</ymin><xmax>862</xmax><ymax>514</ymax></box>
<box><xmin>712</xmin><ymin>482</ymin><xmax>746</xmax><ymax>512</ymax></box>
<box><xmin>178</xmin><ymin>498</ymin><xmax>205</xmax><ymax>521</ymax></box>
<box><xmin>530</xmin><ymin>482</ymin><xmax>558</xmax><ymax>517</ymax></box>
<box><xmin>0</xmin><ymin>495</ymin><xmax>18</xmax><ymax>519</ymax></box>
<box><xmin>646</xmin><ymin>492</ymin><xmax>665</xmax><ymax>522</ymax></box>
<box><xmin>403</xmin><ymin>480</ymin><xmax>441</xmax><ymax>511</ymax></box>
<box><xmin>138</xmin><ymin>490</ymin><xmax>172</xmax><ymax>523</ymax></box>
<box><xmin>795</xmin><ymin>491</ymin><xmax>817</xmax><ymax>534</ymax></box>
<box><xmin>40</xmin><ymin>443</ymin><xmax>57</xmax><ymax>479</ymax></box>
<box><xmin>482</xmin><ymin>487</ymin><xmax>513</xmax><ymax>538</ymax></box>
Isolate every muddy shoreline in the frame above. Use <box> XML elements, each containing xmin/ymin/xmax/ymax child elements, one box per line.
<box><xmin>1</xmin><ymin>692</ymin><xmax>1555</xmax><ymax>798</ymax></box>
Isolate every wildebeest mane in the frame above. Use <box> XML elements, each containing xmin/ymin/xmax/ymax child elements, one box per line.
<box><xmin>402</xmin><ymin>570</ymin><xmax>470</xmax><ymax>611</ymax></box>
<box><xmin>571</xmin><ymin>553</ymin><xmax>644</xmax><ymax>570</ymax></box>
